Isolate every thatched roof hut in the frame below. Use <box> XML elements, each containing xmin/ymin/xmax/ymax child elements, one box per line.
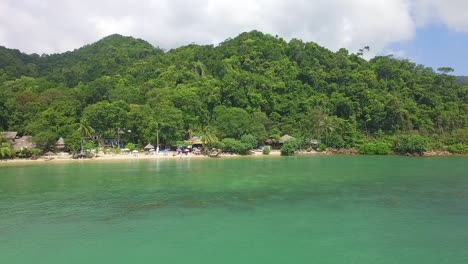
<box><xmin>13</xmin><ymin>136</ymin><xmax>36</xmax><ymax>151</ymax></box>
<box><xmin>0</xmin><ymin>131</ymin><xmax>18</xmax><ymax>141</ymax></box>
<box><xmin>55</xmin><ymin>138</ymin><xmax>65</xmax><ymax>150</ymax></box>
<box><xmin>279</xmin><ymin>134</ymin><xmax>296</xmax><ymax>144</ymax></box>
<box><xmin>144</xmin><ymin>144</ymin><xmax>155</xmax><ymax>150</ymax></box>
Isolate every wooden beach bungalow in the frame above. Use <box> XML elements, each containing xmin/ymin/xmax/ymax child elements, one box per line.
<box><xmin>0</xmin><ymin>131</ymin><xmax>18</xmax><ymax>143</ymax></box>
<box><xmin>55</xmin><ymin>138</ymin><xmax>65</xmax><ymax>150</ymax></box>
<box><xmin>13</xmin><ymin>136</ymin><xmax>36</xmax><ymax>151</ymax></box>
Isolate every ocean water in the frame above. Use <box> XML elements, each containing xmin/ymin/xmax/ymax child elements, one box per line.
<box><xmin>1</xmin><ymin>156</ymin><xmax>467</xmax><ymax>263</ymax></box>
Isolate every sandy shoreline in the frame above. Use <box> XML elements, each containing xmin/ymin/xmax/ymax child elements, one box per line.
<box><xmin>1</xmin><ymin>150</ymin><xmax>462</xmax><ymax>166</ymax></box>
<box><xmin>0</xmin><ymin>150</ymin><xmax>289</xmax><ymax>166</ymax></box>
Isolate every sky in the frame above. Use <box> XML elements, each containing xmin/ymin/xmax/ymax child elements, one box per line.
<box><xmin>0</xmin><ymin>0</ymin><xmax>467</xmax><ymax>75</ymax></box>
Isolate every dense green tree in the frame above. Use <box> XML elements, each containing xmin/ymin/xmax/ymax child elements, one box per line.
<box><xmin>213</xmin><ymin>106</ymin><xmax>251</xmax><ymax>139</ymax></box>
<box><xmin>33</xmin><ymin>131</ymin><xmax>57</xmax><ymax>151</ymax></box>
<box><xmin>0</xmin><ymin>142</ymin><xmax>13</xmax><ymax>159</ymax></box>
<box><xmin>240</xmin><ymin>134</ymin><xmax>257</xmax><ymax>149</ymax></box>
<box><xmin>0</xmin><ymin>31</ymin><xmax>466</xmax><ymax>156</ymax></box>
<box><xmin>82</xmin><ymin>101</ymin><xmax>127</xmax><ymax>146</ymax></box>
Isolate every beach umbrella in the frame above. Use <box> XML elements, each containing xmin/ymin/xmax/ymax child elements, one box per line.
<box><xmin>144</xmin><ymin>144</ymin><xmax>155</xmax><ymax>150</ymax></box>
<box><xmin>132</xmin><ymin>150</ymin><xmax>139</xmax><ymax>153</ymax></box>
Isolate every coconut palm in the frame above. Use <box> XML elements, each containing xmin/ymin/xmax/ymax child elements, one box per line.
<box><xmin>77</xmin><ymin>119</ymin><xmax>94</xmax><ymax>154</ymax></box>
<box><xmin>200</xmin><ymin>125</ymin><xmax>217</xmax><ymax>149</ymax></box>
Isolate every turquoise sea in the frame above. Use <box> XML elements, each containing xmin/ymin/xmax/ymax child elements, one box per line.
<box><xmin>1</xmin><ymin>156</ymin><xmax>467</xmax><ymax>263</ymax></box>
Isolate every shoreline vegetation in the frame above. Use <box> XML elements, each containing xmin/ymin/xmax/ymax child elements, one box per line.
<box><xmin>1</xmin><ymin>148</ymin><xmax>464</xmax><ymax>167</ymax></box>
<box><xmin>0</xmin><ymin>31</ymin><xmax>467</xmax><ymax>160</ymax></box>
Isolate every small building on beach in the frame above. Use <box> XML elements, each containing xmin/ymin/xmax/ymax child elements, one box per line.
<box><xmin>13</xmin><ymin>136</ymin><xmax>36</xmax><ymax>151</ymax></box>
<box><xmin>55</xmin><ymin>138</ymin><xmax>65</xmax><ymax>150</ymax></box>
<box><xmin>0</xmin><ymin>131</ymin><xmax>18</xmax><ymax>142</ymax></box>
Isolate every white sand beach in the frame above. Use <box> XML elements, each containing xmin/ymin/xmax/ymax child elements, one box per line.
<box><xmin>0</xmin><ymin>150</ymin><xmax>293</xmax><ymax>166</ymax></box>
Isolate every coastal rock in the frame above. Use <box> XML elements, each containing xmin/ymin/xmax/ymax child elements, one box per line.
<box><xmin>422</xmin><ymin>151</ymin><xmax>451</xmax><ymax>157</ymax></box>
<box><xmin>326</xmin><ymin>148</ymin><xmax>359</xmax><ymax>155</ymax></box>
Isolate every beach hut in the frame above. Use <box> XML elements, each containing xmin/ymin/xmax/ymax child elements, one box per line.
<box><xmin>13</xmin><ymin>136</ymin><xmax>36</xmax><ymax>151</ymax></box>
<box><xmin>55</xmin><ymin>138</ymin><xmax>65</xmax><ymax>150</ymax></box>
<box><xmin>279</xmin><ymin>134</ymin><xmax>296</xmax><ymax>144</ymax></box>
<box><xmin>144</xmin><ymin>144</ymin><xmax>155</xmax><ymax>150</ymax></box>
<box><xmin>0</xmin><ymin>131</ymin><xmax>18</xmax><ymax>143</ymax></box>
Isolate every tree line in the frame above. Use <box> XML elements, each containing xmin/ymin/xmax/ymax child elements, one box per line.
<box><xmin>0</xmin><ymin>31</ymin><xmax>467</xmax><ymax>157</ymax></box>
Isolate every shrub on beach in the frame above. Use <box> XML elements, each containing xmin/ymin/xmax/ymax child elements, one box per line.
<box><xmin>15</xmin><ymin>148</ymin><xmax>43</xmax><ymax>159</ymax></box>
<box><xmin>262</xmin><ymin>146</ymin><xmax>271</xmax><ymax>155</ymax></box>
<box><xmin>316</xmin><ymin>143</ymin><xmax>326</xmax><ymax>152</ymax></box>
<box><xmin>393</xmin><ymin>135</ymin><xmax>428</xmax><ymax>154</ymax></box>
<box><xmin>359</xmin><ymin>142</ymin><xmax>392</xmax><ymax>155</ymax></box>
<box><xmin>0</xmin><ymin>143</ymin><xmax>14</xmax><ymax>159</ymax></box>
<box><xmin>124</xmin><ymin>143</ymin><xmax>136</xmax><ymax>151</ymax></box>
<box><xmin>208</xmin><ymin>140</ymin><xmax>225</xmax><ymax>150</ymax></box>
<box><xmin>281</xmin><ymin>140</ymin><xmax>299</xmax><ymax>156</ymax></box>
<box><xmin>447</xmin><ymin>143</ymin><xmax>467</xmax><ymax>154</ymax></box>
<box><xmin>221</xmin><ymin>138</ymin><xmax>250</xmax><ymax>155</ymax></box>
<box><xmin>241</xmin><ymin>134</ymin><xmax>257</xmax><ymax>150</ymax></box>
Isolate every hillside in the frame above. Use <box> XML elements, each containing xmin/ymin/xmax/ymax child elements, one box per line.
<box><xmin>0</xmin><ymin>31</ymin><xmax>467</xmax><ymax>154</ymax></box>
<box><xmin>457</xmin><ymin>76</ymin><xmax>468</xmax><ymax>86</ymax></box>
<box><xmin>0</xmin><ymin>34</ymin><xmax>161</xmax><ymax>86</ymax></box>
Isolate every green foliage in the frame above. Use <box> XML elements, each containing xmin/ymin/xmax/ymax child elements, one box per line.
<box><xmin>241</xmin><ymin>134</ymin><xmax>257</xmax><ymax>149</ymax></box>
<box><xmin>456</xmin><ymin>76</ymin><xmax>468</xmax><ymax>86</ymax></box>
<box><xmin>221</xmin><ymin>138</ymin><xmax>250</xmax><ymax>155</ymax></box>
<box><xmin>326</xmin><ymin>133</ymin><xmax>346</xmax><ymax>148</ymax></box>
<box><xmin>281</xmin><ymin>140</ymin><xmax>299</xmax><ymax>156</ymax></box>
<box><xmin>0</xmin><ymin>31</ymin><xmax>466</xmax><ymax>157</ymax></box>
<box><xmin>394</xmin><ymin>135</ymin><xmax>428</xmax><ymax>154</ymax></box>
<box><xmin>64</xmin><ymin>130</ymin><xmax>82</xmax><ymax>153</ymax></box>
<box><xmin>15</xmin><ymin>148</ymin><xmax>42</xmax><ymax>159</ymax></box>
<box><xmin>30</xmin><ymin>148</ymin><xmax>42</xmax><ymax>159</ymax></box>
<box><xmin>446</xmin><ymin>128</ymin><xmax>468</xmax><ymax>145</ymax></box>
<box><xmin>213</xmin><ymin>106</ymin><xmax>251</xmax><ymax>139</ymax></box>
<box><xmin>124</xmin><ymin>143</ymin><xmax>136</xmax><ymax>151</ymax></box>
<box><xmin>82</xmin><ymin>101</ymin><xmax>127</xmax><ymax>141</ymax></box>
<box><xmin>0</xmin><ymin>142</ymin><xmax>13</xmax><ymax>159</ymax></box>
<box><xmin>175</xmin><ymin>141</ymin><xmax>188</xmax><ymax>148</ymax></box>
<box><xmin>316</xmin><ymin>143</ymin><xmax>327</xmax><ymax>152</ymax></box>
<box><xmin>447</xmin><ymin>144</ymin><xmax>467</xmax><ymax>154</ymax></box>
<box><xmin>359</xmin><ymin>142</ymin><xmax>393</xmax><ymax>155</ymax></box>
<box><xmin>208</xmin><ymin>140</ymin><xmax>224</xmax><ymax>150</ymax></box>
<box><xmin>33</xmin><ymin>131</ymin><xmax>57</xmax><ymax>151</ymax></box>
<box><xmin>262</xmin><ymin>146</ymin><xmax>271</xmax><ymax>155</ymax></box>
<box><xmin>83</xmin><ymin>141</ymin><xmax>97</xmax><ymax>153</ymax></box>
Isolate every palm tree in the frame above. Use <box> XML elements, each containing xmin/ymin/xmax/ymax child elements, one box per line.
<box><xmin>320</xmin><ymin>116</ymin><xmax>337</xmax><ymax>146</ymax></box>
<box><xmin>77</xmin><ymin>119</ymin><xmax>94</xmax><ymax>154</ymax></box>
<box><xmin>199</xmin><ymin>125</ymin><xmax>218</xmax><ymax>153</ymax></box>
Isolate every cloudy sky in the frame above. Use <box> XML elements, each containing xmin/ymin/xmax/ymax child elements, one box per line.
<box><xmin>1</xmin><ymin>0</ymin><xmax>467</xmax><ymax>74</ymax></box>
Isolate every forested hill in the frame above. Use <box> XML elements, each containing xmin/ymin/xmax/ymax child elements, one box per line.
<box><xmin>0</xmin><ymin>31</ymin><xmax>467</xmax><ymax>153</ymax></box>
<box><xmin>0</xmin><ymin>34</ymin><xmax>160</xmax><ymax>86</ymax></box>
<box><xmin>457</xmin><ymin>76</ymin><xmax>468</xmax><ymax>86</ymax></box>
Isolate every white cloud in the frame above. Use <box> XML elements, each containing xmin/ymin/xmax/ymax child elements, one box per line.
<box><xmin>411</xmin><ymin>0</ymin><xmax>468</xmax><ymax>32</ymax></box>
<box><xmin>0</xmin><ymin>0</ymin><xmax>466</xmax><ymax>55</ymax></box>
